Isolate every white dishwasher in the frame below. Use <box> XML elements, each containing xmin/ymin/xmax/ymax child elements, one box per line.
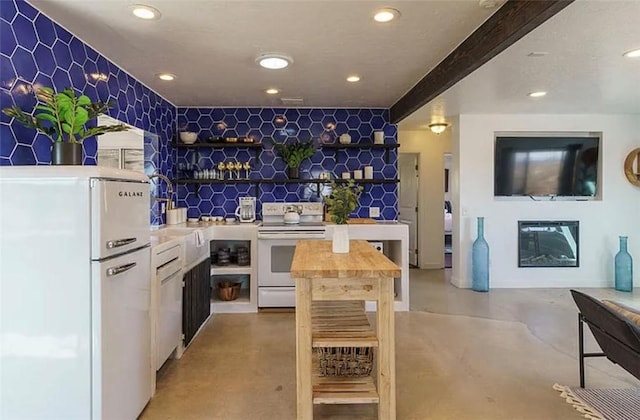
<box><xmin>155</xmin><ymin>246</ymin><xmax>183</xmax><ymax>370</ymax></box>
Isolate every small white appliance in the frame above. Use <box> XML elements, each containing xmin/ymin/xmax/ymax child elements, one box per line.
<box><xmin>369</xmin><ymin>241</ymin><xmax>384</xmax><ymax>253</ymax></box>
<box><xmin>258</xmin><ymin>202</ymin><xmax>325</xmax><ymax>307</ymax></box>
<box><xmin>0</xmin><ymin>166</ymin><xmax>152</xmax><ymax>420</ymax></box>
<box><xmin>235</xmin><ymin>196</ymin><xmax>256</xmax><ymax>223</ymax></box>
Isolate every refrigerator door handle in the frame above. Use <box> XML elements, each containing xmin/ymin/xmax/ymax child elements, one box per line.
<box><xmin>106</xmin><ymin>237</ymin><xmax>137</xmax><ymax>249</ymax></box>
<box><xmin>106</xmin><ymin>262</ymin><xmax>137</xmax><ymax>277</ymax></box>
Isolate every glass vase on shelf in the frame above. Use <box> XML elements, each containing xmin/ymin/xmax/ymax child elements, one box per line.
<box><xmin>471</xmin><ymin>217</ymin><xmax>490</xmax><ymax>292</ymax></box>
<box><xmin>614</xmin><ymin>236</ymin><xmax>633</xmax><ymax>292</ymax></box>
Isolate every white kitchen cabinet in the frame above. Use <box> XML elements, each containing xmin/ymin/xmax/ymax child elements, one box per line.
<box><xmin>149</xmin><ymin>238</ymin><xmax>182</xmax><ymax>395</ymax></box>
<box><xmin>209</xmin><ymin>224</ymin><xmax>258</xmax><ymax>313</ymax></box>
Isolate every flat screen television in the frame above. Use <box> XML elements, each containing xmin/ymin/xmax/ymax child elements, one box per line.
<box><xmin>494</xmin><ymin>136</ymin><xmax>599</xmax><ymax>197</ymax></box>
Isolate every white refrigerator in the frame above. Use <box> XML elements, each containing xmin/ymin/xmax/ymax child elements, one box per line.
<box><xmin>0</xmin><ymin>166</ymin><xmax>152</xmax><ymax>419</ymax></box>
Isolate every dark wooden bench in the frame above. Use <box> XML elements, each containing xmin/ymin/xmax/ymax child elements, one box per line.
<box><xmin>570</xmin><ymin>290</ymin><xmax>640</xmax><ymax>387</ymax></box>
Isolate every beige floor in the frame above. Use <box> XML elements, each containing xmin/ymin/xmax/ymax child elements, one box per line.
<box><xmin>140</xmin><ymin>269</ymin><xmax>638</xmax><ymax>420</ymax></box>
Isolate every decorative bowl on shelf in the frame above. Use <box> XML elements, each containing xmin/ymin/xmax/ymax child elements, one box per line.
<box><xmin>179</xmin><ymin>131</ymin><xmax>198</xmax><ymax>144</ymax></box>
<box><xmin>217</xmin><ymin>281</ymin><xmax>241</xmax><ymax>301</ymax></box>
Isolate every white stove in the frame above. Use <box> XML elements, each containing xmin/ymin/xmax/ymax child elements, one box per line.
<box><xmin>258</xmin><ymin>202</ymin><xmax>325</xmax><ymax>239</ymax></box>
<box><xmin>258</xmin><ymin>202</ymin><xmax>325</xmax><ymax>307</ymax></box>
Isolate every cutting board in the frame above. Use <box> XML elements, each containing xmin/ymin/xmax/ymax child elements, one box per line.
<box><xmin>347</xmin><ymin>218</ymin><xmax>377</xmax><ymax>224</ymax></box>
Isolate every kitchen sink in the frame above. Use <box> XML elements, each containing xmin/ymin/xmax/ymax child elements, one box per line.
<box><xmin>151</xmin><ymin>227</ymin><xmax>209</xmax><ymax>269</ymax></box>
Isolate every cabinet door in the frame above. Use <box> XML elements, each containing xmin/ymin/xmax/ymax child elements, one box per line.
<box><xmin>182</xmin><ymin>258</ymin><xmax>211</xmax><ymax>346</ymax></box>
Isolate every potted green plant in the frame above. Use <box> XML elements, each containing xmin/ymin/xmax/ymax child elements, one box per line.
<box><xmin>324</xmin><ymin>180</ymin><xmax>363</xmax><ymax>253</ymax></box>
<box><xmin>273</xmin><ymin>139</ymin><xmax>316</xmax><ymax>178</ymax></box>
<box><xmin>2</xmin><ymin>86</ymin><xmax>129</xmax><ymax>165</ymax></box>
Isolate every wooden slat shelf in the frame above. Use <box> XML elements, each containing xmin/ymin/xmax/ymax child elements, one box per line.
<box><xmin>312</xmin><ymin>301</ymin><xmax>377</xmax><ymax>348</ymax></box>
<box><xmin>312</xmin><ymin>375</ymin><xmax>379</xmax><ymax>405</ymax></box>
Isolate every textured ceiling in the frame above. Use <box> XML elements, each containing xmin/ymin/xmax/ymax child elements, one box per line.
<box><xmin>29</xmin><ymin>0</ymin><xmax>500</xmax><ymax>108</ymax></box>
<box><xmin>399</xmin><ymin>0</ymin><xmax>640</xmax><ymax>130</ymax></box>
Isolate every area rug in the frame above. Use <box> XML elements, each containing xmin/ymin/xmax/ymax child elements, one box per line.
<box><xmin>553</xmin><ymin>384</ymin><xmax>640</xmax><ymax>420</ymax></box>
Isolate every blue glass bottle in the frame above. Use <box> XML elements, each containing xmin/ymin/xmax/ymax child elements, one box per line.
<box><xmin>472</xmin><ymin>217</ymin><xmax>490</xmax><ymax>292</ymax></box>
<box><xmin>614</xmin><ymin>236</ymin><xmax>633</xmax><ymax>292</ymax></box>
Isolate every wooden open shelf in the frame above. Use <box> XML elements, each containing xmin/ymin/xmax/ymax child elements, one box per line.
<box><xmin>309</xmin><ymin>301</ymin><xmax>380</xmax><ymax>404</ymax></box>
<box><xmin>312</xmin><ymin>301</ymin><xmax>378</xmax><ymax>348</ymax></box>
<box><xmin>312</xmin><ymin>374</ymin><xmax>379</xmax><ymax>405</ymax></box>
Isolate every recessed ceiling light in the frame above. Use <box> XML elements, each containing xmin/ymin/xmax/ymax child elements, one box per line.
<box><xmin>528</xmin><ymin>91</ymin><xmax>547</xmax><ymax>98</ymax></box>
<box><xmin>265</xmin><ymin>88</ymin><xmax>279</xmax><ymax>95</ymax></box>
<box><xmin>256</xmin><ymin>54</ymin><xmax>293</xmax><ymax>70</ymax></box>
<box><xmin>623</xmin><ymin>48</ymin><xmax>640</xmax><ymax>58</ymax></box>
<box><xmin>130</xmin><ymin>4</ymin><xmax>161</xmax><ymax>20</ymax></box>
<box><xmin>478</xmin><ymin>0</ymin><xmax>502</xmax><ymax>9</ymax></box>
<box><xmin>157</xmin><ymin>73</ymin><xmax>176</xmax><ymax>81</ymax></box>
<box><xmin>346</xmin><ymin>75</ymin><xmax>361</xmax><ymax>83</ymax></box>
<box><xmin>373</xmin><ymin>8</ymin><xmax>400</xmax><ymax>23</ymax></box>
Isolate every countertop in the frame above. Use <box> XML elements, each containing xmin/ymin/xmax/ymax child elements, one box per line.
<box><xmin>291</xmin><ymin>240</ymin><xmax>401</xmax><ymax>278</ymax></box>
<box><xmin>149</xmin><ymin>234</ymin><xmax>183</xmax><ymax>255</ymax></box>
<box><xmin>150</xmin><ymin>221</ymin><xmax>260</xmax><ymax>252</ymax></box>
<box><xmin>149</xmin><ymin>219</ymin><xmax>406</xmax><ymax>253</ymax></box>
<box><xmin>152</xmin><ymin>221</ymin><xmax>261</xmax><ymax>230</ymax></box>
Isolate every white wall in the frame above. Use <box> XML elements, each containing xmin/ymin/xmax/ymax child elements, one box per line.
<box><xmin>451</xmin><ymin>114</ymin><xmax>640</xmax><ymax>288</ymax></box>
<box><xmin>399</xmin><ymin>128</ymin><xmax>453</xmax><ymax>268</ymax></box>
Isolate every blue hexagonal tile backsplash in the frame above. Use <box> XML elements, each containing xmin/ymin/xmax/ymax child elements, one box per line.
<box><xmin>0</xmin><ymin>0</ymin><xmax>399</xmax><ymax>224</ymax></box>
<box><xmin>0</xmin><ymin>0</ymin><xmax>175</xmax><ymax>225</ymax></box>
<box><xmin>176</xmin><ymin>108</ymin><xmax>398</xmax><ymax>220</ymax></box>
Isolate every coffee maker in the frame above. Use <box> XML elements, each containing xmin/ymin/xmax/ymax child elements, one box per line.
<box><xmin>235</xmin><ymin>197</ymin><xmax>256</xmax><ymax>223</ymax></box>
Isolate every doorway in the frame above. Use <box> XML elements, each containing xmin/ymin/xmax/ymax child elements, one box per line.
<box><xmin>444</xmin><ymin>153</ymin><xmax>452</xmax><ymax>268</ymax></box>
<box><xmin>399</xmin><ymin>153</ymin><xmax>419</xmax><ymax>267</ymax></box>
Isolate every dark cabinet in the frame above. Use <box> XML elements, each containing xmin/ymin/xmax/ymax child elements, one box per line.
<box><xmin>182</xmin><ymin>257</ymin><xmax>211</xmax><ymax>346</ymax></box>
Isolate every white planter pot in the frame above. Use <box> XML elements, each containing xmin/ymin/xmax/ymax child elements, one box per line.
<box><xmin>332</xmin><ymin>224</ymin><xmax>349</xmax><ymax>253</ymax></box>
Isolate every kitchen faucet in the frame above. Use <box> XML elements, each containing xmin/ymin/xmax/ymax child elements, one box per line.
<box><xmin>148</xmin><ymin>173</ymin><xmax>174</xmax><ymax>210</ymax></box>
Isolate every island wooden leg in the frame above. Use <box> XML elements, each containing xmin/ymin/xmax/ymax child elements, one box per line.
<box><xmin>376</xmin><ymin>277</ymin><xmax>396</xmax><ymax>420</ymax></box>
<box><xmin>296</xmin><ymin>276</ymin><xmax>313</xmax><ymax>420</ymax></box>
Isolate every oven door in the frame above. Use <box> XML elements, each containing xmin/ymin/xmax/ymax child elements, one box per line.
<box><xmin>257</xmin><ymin>238</ymin><xmax>299</xmax><ymax>287</ymax></box>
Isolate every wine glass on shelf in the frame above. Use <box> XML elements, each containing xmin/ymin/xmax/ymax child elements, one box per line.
<box><xmin>217</xmin><ymin>162</ymin><xmax>226</xmax><ymax>180</ymax></box>
<box><xmin>226</xmin><ymin>162</ymin><xmax>236</xmax><ymax>180</ymax></box>
<box><xmin>242</xmin><ymin>162</ymin><xmax>251</xmax><ymax>179</ymax></box>
<box><xmin>234</xmin><ymin>162</ymin><xmax>242</xmax><ymax>179</ymax></box>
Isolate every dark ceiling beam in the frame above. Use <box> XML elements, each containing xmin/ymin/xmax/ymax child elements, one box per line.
<box><xmin>389</xmin><ymin>0</ymin><xmax>575</xmax><ymax>124</ymax></box>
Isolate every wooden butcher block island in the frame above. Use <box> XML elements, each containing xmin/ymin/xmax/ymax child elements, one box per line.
<box><xmin>291</xmin><ymin>240</ymin><xmax>401</xmax><ymax>419</ymax></box>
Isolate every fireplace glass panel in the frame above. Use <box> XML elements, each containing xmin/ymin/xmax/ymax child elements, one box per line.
<box><xmin>518</xmin><ymin>221</ymin><xmax>579</xmax><ymax>267</ymax></box>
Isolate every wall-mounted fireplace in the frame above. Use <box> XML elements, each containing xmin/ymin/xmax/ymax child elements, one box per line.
<box><xmin>518</xmin><ymin>221</ymin><xmax>579</xmax><ymax>267</ymax></box>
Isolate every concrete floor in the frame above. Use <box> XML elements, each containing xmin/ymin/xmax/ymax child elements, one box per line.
<box><xmin>141</xmin><ymin>269</ymin><xmax>638</xmax><ymax>419</ymax></box>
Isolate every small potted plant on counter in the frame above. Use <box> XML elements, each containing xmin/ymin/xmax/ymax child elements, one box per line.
<box><xmin>324</xmin><ymin>180</ymin><xmax>363</xmax><ymax>253</ymax></box>
<box><xmin>273</xmin><ymin>139</ymin><xmax>316</xmax><ymax>178</ymax></box>
<box><xmin>2</xmin><ymin>86</ymin><xmax>128</xmax><ymax>165</ymax></box>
